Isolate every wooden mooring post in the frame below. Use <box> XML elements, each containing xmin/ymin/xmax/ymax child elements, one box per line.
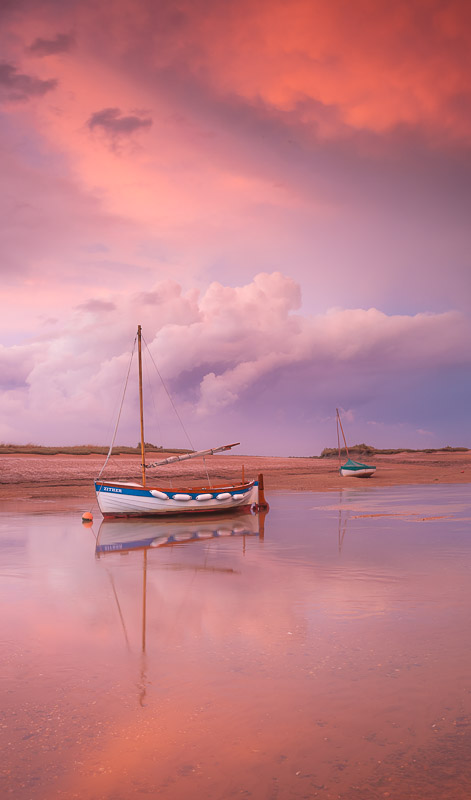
<box><xmin>255</xmin><ymin>472</ymin><xmax>269</xmax><ymax>510</ymax></box>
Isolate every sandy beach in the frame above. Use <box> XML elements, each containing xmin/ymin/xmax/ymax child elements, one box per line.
<box><xmin>1</xmin><ymin>450</ymin><xmax>469</xmax><ymax>511</ymax></box>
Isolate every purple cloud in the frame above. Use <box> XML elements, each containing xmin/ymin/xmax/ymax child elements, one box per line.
<box><xmin>28</xmin><ymin>32</ymin><xmax>76</xmax><ymax>57</ymax></box>
<box><xmin>1</xmin><ymin>273</ymin><xmax>470</xmax><ymax>452</ymax></box>
<box><xmin>0</xmin><ymin>62</ymin><xmax>57</xmax><ymax>101</ymax></box>
<box><xmin>87</xmin><ymin>107</ymin><xmax>153</xmax><ymax>136</ymax></box>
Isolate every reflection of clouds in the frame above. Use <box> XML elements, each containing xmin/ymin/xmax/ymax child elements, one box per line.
<box><xmin>312</xmin><ymin>485</ymin><xmax>471</xmax><ymax>518</ymax></box>
<box><xmin>4</xmin><ymin>491</ymin><xmax>471</xmax><ymax>798</ymax></box>
<box><xmin>6</xmin><ymin>490</ymin><xmax>470</xmax><ymax>660</ymax></box>
<box><xmin>3</xmin><ymin>487</ymin><xmax>470</xmax><ymax>670</ymax></box>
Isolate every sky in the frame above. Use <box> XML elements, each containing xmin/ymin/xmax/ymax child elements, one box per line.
<box><xmin>1</xmin><ymin>0</ymin><xmax>470</xmax><ymax>456</ymax></box>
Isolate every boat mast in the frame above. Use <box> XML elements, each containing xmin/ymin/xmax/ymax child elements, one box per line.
<box><xmin>137</xmin><ymin>325</ymin><xmax>146</xmax><ymax>488</ymax></box>
<box><xmin>336</xmin><ymin>408</ymin><xmax>350</xmax><ymax>459</ymax></box>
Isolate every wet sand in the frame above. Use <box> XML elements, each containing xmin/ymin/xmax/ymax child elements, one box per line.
<box><xmin>1</xmin><ymin>450</ymin><xmax>469</xmax><ymax>510</ymax></box>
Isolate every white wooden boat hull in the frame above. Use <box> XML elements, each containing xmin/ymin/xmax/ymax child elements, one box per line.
<box><xmin>339</xmin><ymin>467</ymin><xmax>376</xmax><ymax>478</ymax></box>
<box><xmin>95</xmin><ymin>480</ymin><xmax>258</xmax><ymax>517</ymax></box>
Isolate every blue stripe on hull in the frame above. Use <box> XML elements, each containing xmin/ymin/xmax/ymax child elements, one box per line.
<box><xmin>95</xmin><ymin>483</ymin><xmax>153</xmax><ymax>498</ymax></box>
<box><xmin>95</xmin><ymin>481</ymin><xmax>258</xmax><ymax>500</ymax></box>
<box><xmin>95</xmin><ymin>483</ymin><xmax>257</xmax><ymax>499</ymax></box>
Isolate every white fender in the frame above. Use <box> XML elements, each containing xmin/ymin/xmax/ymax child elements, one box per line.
<box><xmin>173</xmin><ymin>493</ymin><xmax>192</xmax><ymax>501</ymax></box>
<box><xmin>216</xmin><ymin>492</ymin><xmax>231</xmax><ymax>500</ymax></box>
<box><xmin>150</xmin><ymin>490</ymin><xmax>169</xmax><ymax>500</ymax></box>
<box><xmin>196</xmin><ymin>493</ymin><xmax>213</xmax><ymax>501</ymax></box>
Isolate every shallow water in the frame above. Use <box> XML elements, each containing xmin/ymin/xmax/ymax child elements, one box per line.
<box><xmin>2</xmin><ymin>485</ymin><xmax>471</xmax><ymax>799</ymax></box>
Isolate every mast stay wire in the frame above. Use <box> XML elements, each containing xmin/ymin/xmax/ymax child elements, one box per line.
<box><xmin>143</xmin><ymin>348</ymin><xmax>164</xmax><ymax>451</ymax></box>
<box><xmin>142</xmin><ymin>350</ymin><xmax>172</xmax><ymax>486</ymax></box>
<box><xmin>142</xmin><ymin>334</ymin><xmax>211</xmax><ymax>486</ymax></box>
<box><xmin>97</xmin><ymin>335</ymin><xmax>137</xmax><ymax>479</ymax></box>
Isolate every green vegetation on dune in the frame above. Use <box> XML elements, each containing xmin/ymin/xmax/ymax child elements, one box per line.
<box><xmin>0</xmin><ymin>443</ymin><xmax>192</xmax><ymax>456</ymax></box>
<box><xmin>1</xmin><ymin>443</ymin><xmax>468</xmax><ymax>457</ymax></box>
<box><xmin>319</xmin><ymin>443</ymin><xmax>469</xmax><ymax>458</ymax></box>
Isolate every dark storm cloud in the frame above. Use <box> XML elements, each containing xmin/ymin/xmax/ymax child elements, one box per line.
<box><xmin>28</xmin><ymin>32</ymin><xmax>76</xmax><ymax>56</ymax></box>
<box><xmin>0</xmin><ymin>61</ymin><xmax>57</xmax><ymax>101</ymax></box>
<box><xmin>87</xmin><ymin>107</ymin><xmax>153</xmax><ymax>136</ymax></box>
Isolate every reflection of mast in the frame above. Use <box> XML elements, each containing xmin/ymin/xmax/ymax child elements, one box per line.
<box><xmin>139</xmin><ymin>549</ymin><xmax>148</xmax><ymax>707</ymax></box>
<box><xmin>109</xmin><ymin>572</ymin><xmax>131</xmax><ymax>650</ymax></box>
<box><xmin>338</xmin><ymin>504</ymin><xmax>347</xmax><ymax>555</ymax></box>
<box><xmin>142</xmin><ymin>550</ymin><xmax>147</xmax><ymax>653</ymax></box>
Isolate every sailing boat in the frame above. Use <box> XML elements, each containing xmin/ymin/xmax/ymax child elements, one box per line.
<box><xmin>95</xmin><ymin>326</ymin><xmax>259</xmax><ymax>516</ymax></box>
<box><xmin>336</xmin><ymin>408</ymin><xmax>376</xmax><ymax>478</ymax></box>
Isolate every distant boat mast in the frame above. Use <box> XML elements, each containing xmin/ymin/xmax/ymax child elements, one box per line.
<box><xmin>336</xmin><ymin>408</ymin><xmax>350</xmax><ymax>467</ymax></box>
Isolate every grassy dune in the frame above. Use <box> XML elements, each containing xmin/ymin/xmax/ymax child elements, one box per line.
<box><xmin>1</xmin><ymin>443</ymin><xmax>468</xmax><ymax>457</ymax></box>
<box><xmin>0</xmin><ymin>443</ymin><xmax>191</xmax><ymax>456</ymax></box>
<box><xmin>319</xmin><ymin>443</ymin><xmax>469</xmax><ymax>458</ymax></box>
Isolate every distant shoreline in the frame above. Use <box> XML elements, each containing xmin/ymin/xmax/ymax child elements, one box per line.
<box><xmin>0</xmin><ymin>444</ymin><xmax>191</xmax><ymax>456</ymax></box>
<box><xmin>0</xmin><ymin>444</ymin><xmax>469</xmax><ymax>457</ymax></box>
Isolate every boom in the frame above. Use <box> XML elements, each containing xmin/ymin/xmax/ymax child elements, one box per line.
<box><xmin>146</xmin><ymin>442</ymin><xmax>240</xmax><ymax>470</ymax></box>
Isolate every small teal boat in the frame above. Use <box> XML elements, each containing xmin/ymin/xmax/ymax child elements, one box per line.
<box><xmin>336</xmin><ymin>409</ymin><xmax>376</xmax><ymax>478</ymax></box>
<box><xmin>339</xmin><ymin>457</ymin><xmax>376</xmax><ymax>478</ymax></box>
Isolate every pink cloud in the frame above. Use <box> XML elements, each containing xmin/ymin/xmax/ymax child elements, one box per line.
<box><xmin>0</xmin><ymin>1</ymin><xmax>470</xmax><ymax>452</ymax></box>
<box><xmin>1</xmin><ymin>0</ymin><xmax>469</xmax><ymax>324</ymax></box>
<box><xmin>31</xmin><ymin>0</ymin><xmax>467</xmax><ymax>142</ymax></box>
<box><xmin>1</xmin><ymin>273</ymin><xmax>470</xmax><ymax>452</ymax></box>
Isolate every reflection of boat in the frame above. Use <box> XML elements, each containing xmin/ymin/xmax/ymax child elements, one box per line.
<box><xmin>336</xmin><ymin>408</ymin><xmax>376</xmax><ymax>478</ymax></box>
<box><xmin>95</xmin><ymin>509</ymin><xmax>267</xmax><ymax>707</ymax></box>
<box><xmin>95</xmin><ymin>326</ymin><xmax>260</xmax><ymax>516</ymax></box>
<box><xmin>95</xmin><ymin>511</ymin><xmax>264</xmax><ymax>555</ymax></box>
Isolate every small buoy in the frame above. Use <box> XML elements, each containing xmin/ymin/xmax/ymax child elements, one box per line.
<box><xmin>82</xmin><ymin>511</ymin><xmax>93</xmax><ymax>523</ymax></box>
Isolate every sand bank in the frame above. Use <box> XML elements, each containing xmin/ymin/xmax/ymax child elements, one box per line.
<box><xmin>1</xmin><ymin>451</ymin><xmax>469</xmax><ymax>512</ymax></box>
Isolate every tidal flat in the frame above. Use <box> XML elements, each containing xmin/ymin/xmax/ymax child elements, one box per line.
<box><xmin>2</xmin><ymin>485</ymin><xmax>471</xmax><ymax>799</ymax></box>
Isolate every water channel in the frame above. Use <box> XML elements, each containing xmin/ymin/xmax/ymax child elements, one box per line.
<box><xmin>2</xmin><ymin>485</ymin><xmax>471</xmax><ymax>799</ymax></box>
